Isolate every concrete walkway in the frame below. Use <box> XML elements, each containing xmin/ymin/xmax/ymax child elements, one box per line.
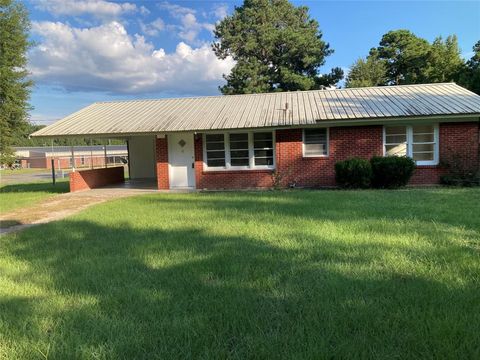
<box><xmin>0</xmin><ymin>187</ymin><xmax>157</xmax><ymax>235</ymax></box>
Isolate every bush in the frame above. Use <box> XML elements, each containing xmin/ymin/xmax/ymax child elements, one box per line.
<box><xmin>370</xmin><ymin>156</ymin><xmax>415</xmax><ymax>188</ymax></box>
<box><xmin>335</xmin><ymin>158</ymin><xmax>372</xmax><ymax>188</ymax></box>
<box><xmin>440</xmin><ymin>173</ymin><xmax>480</xmax><ymax>187</ymax></box>
<box><xmin>439</xmin><ymin>141</ymin><xmax>480</xmax><ymax>187</ymax></box>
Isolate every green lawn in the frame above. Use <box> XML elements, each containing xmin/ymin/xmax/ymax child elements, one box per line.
<box><xmin>1</xmin><ymin>189</ymin><xmax>479</xmax><ymax>359</ymax></box>
<box><xmin>0</xmin><ymin>180</ymin><xmax>69</xmax><ymax>215</ymax></box>
<box><xmin>0</xmin><ymin>168</ymin><xmax>50</xmax><ymax>176</ymax></box>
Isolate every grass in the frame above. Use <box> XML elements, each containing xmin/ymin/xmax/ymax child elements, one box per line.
<box><xmin>0</xmin><ymin>188</ymin><xmax>479</xmax><ymax>359</ymax></box>
<box><xmin>0</xmin><ymin>180</ymin><xmax>69</xmax><ymax>214</ymax></box>
<box><xmin>0</xmin><ymin>168</ymin><xmax>50</xmax><ymax>176</ymax></box>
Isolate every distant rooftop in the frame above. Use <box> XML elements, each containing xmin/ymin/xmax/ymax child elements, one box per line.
<box><xmin>14</xmin><ymin>145</ymin><xmax>127</xmax><ymax>154</ymax></box>
<box><xmin>32</xmin><ymin>83</ymin><xmax>480</xmax><ymax>138</ymax></box>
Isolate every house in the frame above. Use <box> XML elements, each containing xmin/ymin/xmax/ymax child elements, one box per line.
<box><xmin>32</xmin><ymin>83</ymin><xmax>480</xmax><ymax>192</ymax></box>
<box><xmin>13</xmin><ymin>145</ymin><xmax>128</xmax><ymax>169</ymax></box>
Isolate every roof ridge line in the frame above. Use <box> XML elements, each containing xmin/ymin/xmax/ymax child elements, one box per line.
<box><xmin>93</xmin><ymin>83</ymin><xmax>459</xmax><ymax>105</ymax></box>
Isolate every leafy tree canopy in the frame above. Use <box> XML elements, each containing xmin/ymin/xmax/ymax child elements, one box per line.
<box><xmin>213</xmin><ymin>0</ymin><xmax>343</xmax><ymax>94</ymax></box>
<box><xmin>345</xmin><ymin>50</ymin><xmax>387</xmax><ymax>88</ymax></box>
<box><xmin>11</xmin><ymin>124</ymin><xmax>125</xmax><ymax>147</ymax></box>
<box><xmin>458</xmin><ymin>41</ymin><xmax>480</xmax><ymax>94</ymax></box>
<box><xmin>0</xmin><ymin>0</ymin><xmax>33</xmax><ymax>164</ymax></box>
<box><xmin>346</xmin><ymin>30</ymin><xmax>469</xmax><ymax>91</ymax></box>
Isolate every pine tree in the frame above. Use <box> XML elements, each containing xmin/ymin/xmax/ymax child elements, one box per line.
<box><xmin>346</xmin><ymin>50</ymin><xmax>387</xmax><ymax>88</ymax></box>
<box><xmin>213</xmin><ymin>0</ymin><xmax>342</xmax><ymax>94</ymax></box>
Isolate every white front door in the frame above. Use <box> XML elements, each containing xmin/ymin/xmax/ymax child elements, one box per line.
<box><xmin>168</xmin><ymin>133</ymin><xmax>195</xmax><ymax>189</ymax></box>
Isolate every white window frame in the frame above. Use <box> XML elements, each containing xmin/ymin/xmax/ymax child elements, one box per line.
<box><xmin>203</xmin><ymin>131</ymin><xmax>276</xmax><ymax>171</ymax></box>
<box><xmin>383</xmin><ymin>124</ymin><xmax>439</xmax><ymax>166</ymax></box>
<box><xmin>302</xmin><ymin>128</ymin><xmax>329</xmax><ymax>157</ymax></box>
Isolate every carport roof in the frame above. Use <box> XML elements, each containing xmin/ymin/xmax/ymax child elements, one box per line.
<box><xmin>32</xmin><ymin>83</ymin><xmax>480</xmax><ymax>137</ymax></box>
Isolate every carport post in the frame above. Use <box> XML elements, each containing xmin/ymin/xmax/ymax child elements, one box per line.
<box><xmin>51</xmin><ymin>159</ymin><xmax>56</xmax><ymax>185</ymax></box>
<box><xmin>104</xmin><ymin>145</ymin><xmax>107</xmax><ymax>168</ymax></box>
<box><xmin>70</xmin><ymin>146</ymin><xmax>75</xmax><ymax>172</ymax></box>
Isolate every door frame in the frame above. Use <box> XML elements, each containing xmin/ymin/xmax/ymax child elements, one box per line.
<box><xmin>167</xmin><ymin>132</ymin><xmax>196</xmax><ymax>189</ymax></box>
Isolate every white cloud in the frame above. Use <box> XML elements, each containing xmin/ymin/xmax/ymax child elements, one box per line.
<box><xmin>35</xmin><ymin>0</ymin><xmax>138</xmax><ymax>18</ymax></box>
<box><xmin>29</xmin><ymin>21</ymin><xmax>234</xmax><ymax>95</ymax></box>
<box><xmin>139</xmin><ymin>18</ymin><xmax>165</xmax><ymax>37</ymax></box>
<box><xmin>139</xmin><ymin>6</ymin><xmax>150</xmax><ymax>16</ymax></box>
<box><xmin>159</xmin><ymin>1</ymin><xmax>215</xmax><ymax>45</ymax></box>
<box><xmin>212</xmin><ymin>4</ymin><xmax>229</xmax><ymax>20</ymax></box>
<box><xmin>158</xmin><ymin>2</ymin><xmax>196</xmax><ymax>16</ymax></box>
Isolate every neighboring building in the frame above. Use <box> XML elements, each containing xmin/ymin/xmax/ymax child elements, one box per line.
<box><xmin>14</xmin><ymin>145</ymin><xmax>128</xmax><ymax>169</ymax></box>
<box><xmin>32</xmin><ymin>83</ymin><xmax>480</xmax><ymax>191</ymax></box>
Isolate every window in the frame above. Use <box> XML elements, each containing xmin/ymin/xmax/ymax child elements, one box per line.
<box><xmin>253</xmin><ymin>132</ymin><xmax>274</xmax><ymax>166</ymax></box>
<box><xmin>204</xmin><ymin>131</ymin><xmax>275</xmax><ymax>170</ymax></box>
<box><xmin>303</xmin><ymin>128</ymin><xmax>328</xmax><ymax>157</ymax></box>
<box><xmin>205</xmin><ymin>134</ymin><xmax>226</xmax><ymax>167</ymax></box>
<box><xmin>383</xmin><ymin>124</ymin><xmax>438</xmax><ymax>165</ymax></box>
<box><xmin>385</xmin><ymin>126</ymin><xmax>407</xmax><ymax>156</ymax></box>
<box><xmin>412</xmin><ymin>125</ymin><xmax>436</xmax><ymax>162</ymax></box>
<box><xmin>80</xmin><ymin>156</ymin><xmax>85</xmax><ymax>166</ymax></box>
<box><xmin>229</xmin><ymin>133</ymin><xmax>249</xmax><ymax>166</ymax></box>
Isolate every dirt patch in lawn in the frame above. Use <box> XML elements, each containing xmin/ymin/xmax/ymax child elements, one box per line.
<box><xmin>0</xmin><ymin>188</ymin><xmax>155</xmax><ymax>235</ymax></box>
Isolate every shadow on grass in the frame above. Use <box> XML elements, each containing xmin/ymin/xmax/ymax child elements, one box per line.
<box><xmin>0</xmin><ymin>219</ymin><xmax>23</xmax><ymax>228</ymax></box>
<box><xmin>0</xmin><ymin>180</ymin><xmax>69</xmax><ymax>194</ymax></box>
<box><xmin>2</xmin><ymin>191</ymin><xmax>479</xmax><ymax>359</ymax></box>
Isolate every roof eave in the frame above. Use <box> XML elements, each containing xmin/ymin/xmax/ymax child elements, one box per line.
<box><xmin>30</xmin><ymin>113</ymin><xmax>480</xmax><ymax>139</ymax></box>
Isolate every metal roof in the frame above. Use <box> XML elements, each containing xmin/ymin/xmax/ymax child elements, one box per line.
<box><xmin>32</xmin><ymin>83</ymin><xmax>480</xmax><ymax>137</ymax></box>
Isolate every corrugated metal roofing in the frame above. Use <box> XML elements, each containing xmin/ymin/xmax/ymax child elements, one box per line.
<box><xmin>32</xmin><ymin>83</ymin><xmax>480</xmax><ymax>137</ymax></box>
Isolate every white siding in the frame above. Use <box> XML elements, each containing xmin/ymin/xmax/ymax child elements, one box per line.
<box><xmin>128</xmin><ymin>136</ymin><xmax>156</xmax><ymax>179</ymax></box>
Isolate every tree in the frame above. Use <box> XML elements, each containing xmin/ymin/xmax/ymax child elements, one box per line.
<box><xmin>375</xmin><ymin>30</ymin><xmax>431</xmax><ymax>85</ymax></box>
<box><xmin>212</xmin><ymin>0</ymin><xmax>343</xmax><ymax>94</ymax></box>
<box><xmin>346</xmin><ymin>30</ymin><xmax>466</xmax><ymax>88</ymax></box>
<box><xmin>425</xmin><ymin>35</ymin><xmax>463</xmax><ymax>83</ymax></box>
<box><xmin>458</xmin><ymin>41</ymin><xmax>480</xmax><ymax>95</ymax></box>
<box><xmin>0</xmin><ymin>0</ymin><xmax>33</xmax><ymax>165</ymax></box>
<box><xmin>345</xmin><ymin>50</ymin><xmax>387</xmax><ymax>88</ymax></box>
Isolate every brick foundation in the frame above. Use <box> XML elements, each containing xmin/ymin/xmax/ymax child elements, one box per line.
<box><xmin>69</xmin><ymin>166</ymin><xmax>125</xmax><ymax>192</ymax></box>
<box><xmin>155</xmin><ymin>121</ymin><xmax>479</xmax><ymax>189</ymax></box>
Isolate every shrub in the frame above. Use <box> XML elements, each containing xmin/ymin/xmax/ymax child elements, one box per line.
<box><xmin>440</xmin><ymin>173</ymin><xmax>480</xmax><ymax>187</ymax></box>
<box><xmin>335</xmin><ymin>158</ymin><xmax>372</xmax><ymax>188</ymax></box>
<box><xmin>370</xmin><ymin>156</ymin><xmax>415</xmax><ymax>188</ymax></box>
<box><xmin>439</xmin><ymin>139</ymin><xmax>480</xmax><ymax>187</ymax></box>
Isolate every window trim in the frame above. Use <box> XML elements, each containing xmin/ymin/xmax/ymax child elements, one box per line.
<box><xmin>203</xmin><ymin>130</ymin><xmax>276</xmax><ymax>171</ymax></box>
<box><xmin>383</xmin><ymin>124</ymin><xmax>439</xmax><ymax>166</ymax></box>
<box><xmin>302</xmin><ymin>128</ymin><xmax>329</xmax><ymax>158</ymax></box>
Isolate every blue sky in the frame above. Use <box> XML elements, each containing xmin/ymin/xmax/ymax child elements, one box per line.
<box><xmin>26</xmin><ymin>0</ymin><xmax>480</xmax><ymax>125</ymax></box>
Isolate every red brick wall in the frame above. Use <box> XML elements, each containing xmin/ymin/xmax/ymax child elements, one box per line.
<box><xmin>276</xmin><ymin>126</ymin><xmax>383</xmax><ymax>187</ymax></box>
<box><xmin>156</xmin><ymin>121</ymin><xmax>479</xmax><ymax>189</ymax></box>
<box><xmin>27</xmin><ymin>157</ymin><xmax>48</xmax><ymax>168</ymax></box>
<box><xmin>410</xmin><ymin>122</ymin><xmax>479</xmax><ymax>185</ymax></box>
<box><xmin>69</xmin><ymin>166</ymin><xmax>124</xmax><ymax>192</ymax></box>
<box><xmin>155</xmin><ymin>137</ymin><xmax>169</xmax><ymax>189</ymax></box>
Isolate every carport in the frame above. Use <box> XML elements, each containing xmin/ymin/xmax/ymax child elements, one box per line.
<box><xmin>63</xmin><ymin>135</ymin><xmax>158</xmax><ymax>192</ymax></box>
